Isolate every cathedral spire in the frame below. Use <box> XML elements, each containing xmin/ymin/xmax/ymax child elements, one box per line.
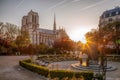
<box><xmin>53</xmin><ymin>13</ymin><xmax>56</xmax><ymax>33</ymax></box>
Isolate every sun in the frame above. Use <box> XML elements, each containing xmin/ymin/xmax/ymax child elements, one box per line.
<box><xmin>69</xmin><ymin>32</ymin><xmax>87</xmax><ymax>44</ymax></box>
<box><xmin>68</xmin><ymin>26</ymin><xmax>90</xmax><ymax>42</ymax></box>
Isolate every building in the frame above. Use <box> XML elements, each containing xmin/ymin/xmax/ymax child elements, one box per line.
<box><xmin>99</xmin><ymin>6</ymin><xmax>120</xmax><ymax>28</ymax></box>
<box><xmin>21</xmin><ymin>10</ymin><xmax>68</xmax><ymax>46</ymax></box>
<box><xmin>99</xmin><ymin>7</ymin><xmax>120</xmax><ymax>49</ymax></box>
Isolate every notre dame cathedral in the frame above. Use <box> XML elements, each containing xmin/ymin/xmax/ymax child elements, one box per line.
<box><xmin>21</xmin><ymin>10</ymin><xmax>68</xmax><ymax>46</ymax></box>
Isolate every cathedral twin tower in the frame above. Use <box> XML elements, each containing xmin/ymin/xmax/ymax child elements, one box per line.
<box><xmin>21</xmin><ymin>10</ymin><xmax>67</xmax><ymax>46</ymax></box>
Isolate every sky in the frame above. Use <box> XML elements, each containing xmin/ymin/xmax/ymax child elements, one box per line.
<box><xmin>0</xmin><ymin>0</ymin><xmax>120</xmax><ymax>42</ymax></box>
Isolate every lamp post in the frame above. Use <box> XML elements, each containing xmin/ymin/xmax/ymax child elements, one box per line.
<box><xmin>114</xmin><ymin>24</ymin><xmax>119</xmax><ymax>54</ymax></box>
<box><xmin>98</xmin><ymin>27</ymin><xmax>107</xmax><ymax>80</ymax></box>
<box><xmin>98</xmin><ymin>23</ymin><xmax>107</xmax><ymax>80</ymax></box>
<box><xmin>100</xmin><ymin>39</ymin><xmax>107</xmax><ymax>80</ymax></box>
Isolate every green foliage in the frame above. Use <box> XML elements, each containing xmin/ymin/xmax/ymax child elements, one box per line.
<box><xmin>15</xmin><ymin>30</ymin><xmax>30</xmax><ymax>48</ymax></box>
<box><xmin>97</xmin><ymin>74</ymin><xmax>103</xmax><ymax>80</ymax></box>
<box><xmin>47</xmin><ymin>47</ymin><xmax>56</xmax><ymax>54</ymax></box>
<box><xmin>0</xmin><ymin>45</ymin><xmax>7</xmax><ymax>55</ymax></box>
<box><xmin>50</xmin><ymin>70</ymin><xmax>74</xmax><ymax>79</ymax></box>
<box><xmin>93</xmin><ymin>74</ymin><xmax>103</xmax><ymax>80</ymax></box>
<box><xmin>0</xmin><ymin>38</ymin><xmax>18</xmax><ymax>55</ymax></box>
<box><xmin>36</xmin><ymin>44</ymin><xmax>61</xmax><ymax>54</ymax></box>
<box><xmin>19</xmin><ymin>59</ymin><xmax>49</xmax><ymax>77</ymax></box>
<box><xmin>75</xmin><ymin>71</ymin><xmax>93</xmax><ymax>80</ymax></box>
<box><xmin>50</xmin><ymin>70</ymin><xmax>93</xmax><ymax>80</ymax></box>
<box><xmin>36</xmin><ymin>43</ymin><xmax>49</xmax><ymax>54</ymax></box>
<box><xmin>116</xmin><ymin>39</ymin><xmax>120</xmax><ymax>44</ymax></box>
<box><xmin>0</xmin><ymin>22</ymin><xmax>22</xmax><ymax>55</ymax></box>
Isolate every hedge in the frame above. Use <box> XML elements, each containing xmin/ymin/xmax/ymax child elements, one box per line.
<box><xmin>19</xmin><ymin>59</ymin><xmax>94</xmax><ymax>80</ymax></box>
<box><xmin>49</xmin><ymin>70</ymin><xmax>74</xmax><ymax>79</ymax></box>
<box><xmin>19</xmin><ymin>59</ymin><xmax>49</xmax><ymax>77</ymax></box>
<box><xmin>50</xmin><ymin>70</ymin><xmax>93</xmax><ymax>80</ymax></box>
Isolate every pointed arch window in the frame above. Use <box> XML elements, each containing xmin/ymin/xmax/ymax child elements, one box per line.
<box><xmin>32</xmin><ymin>15</ymin><xmax>34</xmax><ymax>22</ymax></box>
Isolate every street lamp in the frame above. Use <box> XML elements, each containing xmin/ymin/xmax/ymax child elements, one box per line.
<box><xmin>98</xmin><ymin>28</ymin><xmax>107</xmax><ymax>80</ymax></box>
<box><xmin>99</xmin><ymin>39</ymin><xmax>107</xmax><ymax>80</ymax></box>
<box><xmin>114</xmin><ymin>24</ymin><xmax>119</xmax><ymax>54</ymax></box>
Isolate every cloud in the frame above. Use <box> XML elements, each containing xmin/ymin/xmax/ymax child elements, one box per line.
<box><xmin>46</xmin><ymin>0</ymin><xmax>68</xmax><ymax>11</ymax></box>
<box><xmin>15</xmin><ymin>0</ymin><xmax>25</xmax><ymax>9</ymax></box>
<box><xmin>79</xmin><ymin>0</ymin><xmax>109</xmax><ymax>11</ymax></box>
<box><xmin>73</xmin><ymin>0</ymin><xmax>81</xmax><ymax>2</ymax></box>
<box><xmin>44</xmin><ymin>0</ymin><xmax>82</xmax><ymax>13</ymax></box>
<box><xmin>60</xmin><ymin>0</ymin><xmax>82</xmax><ymax>8</ymax></box>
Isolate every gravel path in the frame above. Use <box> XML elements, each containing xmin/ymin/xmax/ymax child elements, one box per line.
<box><xmin>0</xmin><ymin>56</ymin><xmax>46</xmax><ymax>80</ymax></box>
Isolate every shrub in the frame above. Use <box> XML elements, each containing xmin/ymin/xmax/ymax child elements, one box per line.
<box><xmin>50</xmin><ymin>70</ymin><xmax>93</xmax><ymax>80</ymax></box>
<box><xmin>19</xmin><ymin>60</ymin><xmax>49</xmax><ymax>77</ymax></box>
<box><xmin>96</xmin><ymin>74</ymin><xmax>103</xmax><ymax>80</ymax></box>
<box><xmin>50</xmin><ymin>70</ymin><xmax>73</xmax><ymax>79</ymax></box>
<box><xmin>23</xmin><ymin>59</ymin><xmax>31</xmax><ymax>63</ymax></box>
<box><xmin>75</xmin><ymin>71</ymin><xmax>93</xmax><ymax>80</ymax></box>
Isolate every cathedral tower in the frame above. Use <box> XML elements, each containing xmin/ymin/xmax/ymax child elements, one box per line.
<box><xmin>53</xmin><ymin>14</ymin><xmax>56</xmax><ymax>33</ymax></box>
<box><xmin>21</xmin><ymin>10</ymin><xmax>39</xmax><ymax>31</ymax></box>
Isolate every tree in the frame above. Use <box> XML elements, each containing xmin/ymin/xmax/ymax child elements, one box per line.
<box><xmin>85</xmin><ymin>29</ymin><xmax>100</xmax><ymax>60</ymax></box>
<box><xmin>0</xmin><ymin>22</ymin><xmax>19</xmax><ymax>55</ymax></box>
<box><xmin>100</xmin><ymin>21</ymin><xmax>120</xmax><ymax>54</ymax></box>
<box><xmin>85</xmin><ymin>21</ymin><xmax>120</xmax><ymax>55</ymax></box>
<box><xmin>36</xmin><ymin>43</ymin><xmax>48</xmax><ymax>54</ymax></box>
<box><xmin>26</xmin><ymin>44</ymin><xmax>36</xmax><ymax>63</ymax></box>
<box><xmin>85</xmin><ymin>29</ymin><xmax>99</xmax><ymax>44</ymax></box>
<box><xmin>0</xmin><ymin>22</ymin><xmax>3</xmax><ymax>34</ymax></box>
<box><xmin>53</xmin><ymin>37</ymin><xmax>74</xmax><ymax>54</ymax></box>
<box><xmin>15</xmin><ymin>30</ymin><xmax>30</xmax><ymax>54</ymax></box>
<box><xmin>1</xmin><ymin>22</ymin><xmax>19</xmax><ymax>41</ymax></box>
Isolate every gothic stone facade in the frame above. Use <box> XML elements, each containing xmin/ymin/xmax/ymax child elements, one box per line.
<box><xmin>21</xmin><ymin>10</ymin><xmax>68</xmax><ymax>46</ymax></box>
